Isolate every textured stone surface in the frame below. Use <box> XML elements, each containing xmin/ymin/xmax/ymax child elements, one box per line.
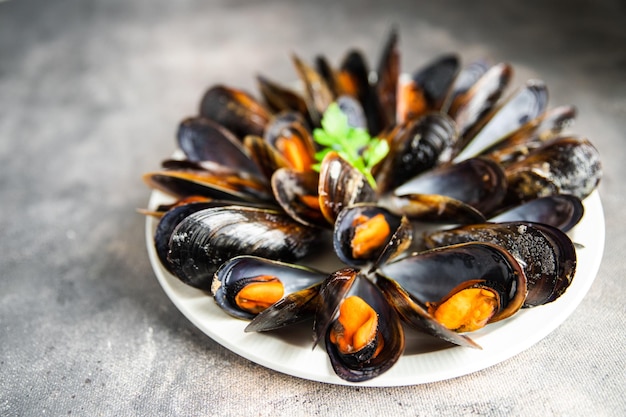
<box><xmin>1</xmin><ymin>0</ymin><xmax>625</xmax><ymax>415</ymax></box>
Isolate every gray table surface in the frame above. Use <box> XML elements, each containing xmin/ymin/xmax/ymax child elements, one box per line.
<box><xmin>2</xmin><ymin>0</ymin><xmax>625</xmax><ymax>415</ymax></box>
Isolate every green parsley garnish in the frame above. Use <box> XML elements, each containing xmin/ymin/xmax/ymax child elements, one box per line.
<box><xmin>312</xmin><ymin>103</ymin><xmax>389</xmax><ymax>189</ymax></box>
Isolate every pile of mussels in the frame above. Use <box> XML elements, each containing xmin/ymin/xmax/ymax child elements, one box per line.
<box><xmin>143</xmin><ymin>32</ymin><xmax>602</xmax><ymax>382</ymax></box>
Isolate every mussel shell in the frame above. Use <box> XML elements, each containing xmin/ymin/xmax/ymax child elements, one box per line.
<box><xmin>153</xmin><ymin>201</ymin><xmax>226</xmax><ymax>275</ymax></box>
<box><xmin>374</xmin><ymin>273</ymin><xmax>479</xmax><ymax>349</ymax></box>
<box><xmin>167</xmin><ymin>206</ymin><xmax>321</xmax><ymax>290</ymax></box>
<box><xmin>396</xmin><ymin>54</ymin><xmax>460</xmax><ymax>122</ymax></box>
<box><xmin>142</xmin><ymin>168</ymin><xmax>273</xmax><ymax>203</ymax></box>
<box><xmin>314</xmin><ymin>269</ymin><xmax>405</xmax><ymax>382</ymax></box>
<box><xmin>199</xmin><ymin>85</ymin><xmax>271</xmax><ymax>140</ymax></box>
<box><xmin>213</xmin><ymin>256</ymin><xmax>327</xmax><ymax>321</ymax></box>
<box><xmin>378</xmin><ymin>193</ymin><xmax>486</xmax><ymax>225</ymax></box>
<box><xmin>480</xmin><ymin>105</ymin><xmax>577</xmax><ymax>166</ymax></box>
<box><xmin>256</xmin><ymin>75</ymin><xmax>310</xmax><ymax>117</ymax></box>
<box><xmin>394</xmin><ymin>157</ymin><xmax>507</xmax><ymax>215</ymax></box>
<box><xmin>423</xmin><ymin>221</ymin><xmax>577</xmax><ymax>306</ymax></box>
<box><xmin>271</xmin><ymin>168</ymin><xmax>327</xmax><ymax>228</ymax></box>
<box><xmin>176</xmin><ymin>116</ymin><xmax>262</xmax><ymax>177</ymax></box>
<box><xmin>454</xmin><ymin>79</ymin><xmax>549</xmax><ymax>162</ymax></box>
<box><xmin>379</xmin><ymin>242</ymin><xmax>527</xmax><ymax>325</ymax></box>
<box><xmin>375</xmin><ymin>28</ymin><xmax>400</xmax><ymax>130</ymax></box>
<box><xmin>337</xmin><ymin>50</ymin><xmax>384</xmax><ymax>135</ymax></box>
<box><xmin>318</xmin><ymin>152</ymin><xmax>376</xmax><ymax>223</ymax></box>
<box><xmin>333</xmin><ymin>204</ymin><xmax>412</xmax><ymax>268</ymax></box>
<box><xmin>441</xmin><ymin>59</ymin><xmax>490</xmax><ymax>113</ymax></box>
<box><xmin>489</xmin><ymin>195</ymin><xmax>584</xmax><ymax>232</ymax></box>
<box><xmin>262</xmin><ymin>112</ymin><xmax>317</xmax><ymax>173</ymax></box>
<box><xmin>504</xmin><ymin>136</ymin><xmax>602</xmax><ymax>205</ymax></box>
<box><xmin>375</xmin><ymin>113</ymin><xmax>458</xmax><ymax>193</ymax></box>
<box><xmin>448</xmin><ymin>62</ymin><xmax>513</xmax><ymax>151</ymax></box>
<box><xmin>291</xmin><ymin>54</ymin><xmax>335</xmax><ymax>126</ymax></box>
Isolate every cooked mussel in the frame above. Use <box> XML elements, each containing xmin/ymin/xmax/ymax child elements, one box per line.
<box><xmin>213</xmin><ymin>256</ymin><xmax>327</xmax><ymax>321</ymax></box>
<box><xmin>377</xmin><ymin>241</ymin><xmax>527</xmax><ymax>335</ymax></box>
<box><xmin>333</xmin><ymin>204</ymin><xmax>412</xmax><ymax>268</ymax></box>
<box><xmin>423</xmin><ymin>221</ymin><xmax>576</xmax><ymax>306</ymax></box>
<box><xmin>313</xmin><ymin>269</ymin><xmax>405</xmax><ymax>382</ymax></box>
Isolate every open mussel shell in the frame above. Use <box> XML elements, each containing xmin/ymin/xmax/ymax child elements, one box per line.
<box><xmin>333</xmin><ymin>204</ymin><xmax>412</xmax><ymax>268</ymax></box>
<box><xmin>256</xmin><ymin>75</ymin><xmax>310</xmax><ymax>117</ymax></box>
<box><xmin>396</xmin><ymin>54</ymin><xmax>460</xmax><ymax>123</ymax></box>
<box><xmin>378</xmin><ymin>193</ymin><xmax>486</xmax><ymax>225</ymax></box>
<box><xmin>503</xmin><ymin>136</ymin><xmax>602</xmax><ymax>206</ymax></box>
<box><xmin>394</xmin><ymin>157</ymin><xmax>507</xmax><ymax>215</ymax></box>
<box><xmin>424</xmin><ymin>221</ymin><xmax>576</xmax><ymax>306</ymax></box>
<box><xmin>291</xmin><ymin>54</ymin><xmax>335</xmax><ymax>126</ymax></box>
<box><xmin>167</xmin><ymin>206</ymin><xmax>321</xmax><ymax>290</ymax></box>
<box><xmin>375</xmin><ymin>28</ymin><xmax>400</xmax><ymax>131</ymax></box>
<box><xmin>489</xmin><ymin>195</ymin><xmax>584</xmax><ymax>232</ymax></box>
<box><xmin>176</xmin><ymin>116</ymin><xmax>263</xmax><ymax>177</ymax></box>
<box><xmin>337</xmin><ymin>49</ymin><xmax>384</xmax><ymax>135</ymax></box>
<box><xmin>142</xmin><ymin>167</ymin><xmax>273</xmax><ymax>203</ymax></box>
<box><xmin>271</xmin><ymin>168</ymin><xmax>326</xmax><ymax>228</ymax></box>
<box><xmin>199</xmin><ymin>85</ymin><xmax>271</xmax><ymax>140</ymax></box>
<box><xmin>318</xmin><ymin>152</ymin><xmax>376</xmax><ymax>223</ymax></box>
<box><xmin>479</xmin><ymin>105</ymin><xmax>577</xmax><ymax>166</ymax></box>
<box><xmin>375</xmin><ymin>113</ymin><xmax>458</xmax><ymax>193</ymax></box>
<box><xmin>313</xmin><ymin>269</ymin><xmax>405</xmax><ymax>382</ymax></box>
<box><xmin>448</xmin><ymin>62</ymin><xmax>513</xmax><ymax>151</ymax></box>
<box><xmin>378</xmin><ymin>241</ymin><xmax>527</xmax><ymax>333</ymax></box>
<box><xmin>212</xmin><ymin>256</ymin><xmax>327</xmax><ymax>321</ymax></box>
<box><xmin>262</xmin><ymin>112</ymin><xmax>317</xmax><ymax>173</ymax></box>
<box><xmin>454</xmin><ymin>79</ymin><xmax>549</xmax><ymax>162</ymax></box>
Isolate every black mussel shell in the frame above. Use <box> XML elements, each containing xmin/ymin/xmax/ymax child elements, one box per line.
<box><xmin>142</xmin><ymin>168</ymin><xmax>273</xmax><ymax>203</ymax></box>
<box><xmin>271</xmin><ymin>168</ymin><xmax>326</xmax><ymax>228</ymax></box>
<box><xmin>318</xmin><ymin>152</ymin><xmax>376</xmax><ymax>223</ymax></box>
<box><xmin>504</xmin><ymin>136</ymin><xmax>602</xmax><ymax>206</ymax></box>
<box><xmin>394</xmin><ymin>157</ymin><xmax>507</xmax><ymax>215</ymax></box>
<box><xmin>167</xmin><ymin>206</ymin><xmax>321</xmax><ymax>290</ymax></box>
<box><xmin>375</xmin><ymin>113</ymin><xmax>458</xmax><ymax>193</ymax></box>
<box><xmin>315</xmin><ymin>270</ymin><xmax>405</xmax><ymax>382</ymax></box>
<box><xmin>176</xmin><ymin>116</ymin><xmax>263</xmax><ymax>177</ymax></box>
<box><xmin>199</xmin><ymin>85</ymin><xmax>271</xmax><ymax>140</ymax></box>
<box><xmin>424</xmin><ymin>221</ymin><xmax>576</xmax><ymax>306</ymax></box>
<box><xmin>153</xmin><ymin>201</ymin><xmax>233</xmax><ymax>275</ymax></box>
<box><xmin>448</xmin><ymin>62</ymin><xmax>513</xmax><ymax>153</ymax></box>
<box><xmin>291</xmin><ymin>54</ymin><xmax>335</xmax><ymax>127</ymax></box>
<box><xmin>397</xmin><ymin>54</ymin><xmax>460</xmax><ymax>123</ymax></box>
<box><xmin>333</xmin><ymin>204</ymin><xmax>412</xmax><ymax>268</ymax></box>
<box><xmin>213</xmin><ymin>256</ymin><xmax>327</xmax><ymax>321</ymax></box>
<box><xmin>378</xmin><ymin>242</ymin><xmax>527</xmax><ymax>327</ymax></box>
<box><xmin>454</xmin><ymin>79</ymin><xmax>548</xmax><ymax>162</ymax></box>
<box><xmin>489</xmin><ymin>195</ymin><xmax>584</xmax><ymax>232</ymax></box>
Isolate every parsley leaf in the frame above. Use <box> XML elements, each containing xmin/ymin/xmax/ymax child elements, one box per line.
<box><xmin>312</xmin><ymin>103</ymin><xmax>389</xmax><ymax>189</ymax></box>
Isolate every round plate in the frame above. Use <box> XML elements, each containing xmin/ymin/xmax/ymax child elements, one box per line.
<box><xmin>145</xmin><ymin>190</ymin><xmax>604</xmax><ymax>386</ymax></box>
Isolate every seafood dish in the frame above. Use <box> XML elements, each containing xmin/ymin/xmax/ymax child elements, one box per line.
<box><xmin>142</xmin><ymin>30</ymin><xmax>602</xmax><ymax>383</ymax></box>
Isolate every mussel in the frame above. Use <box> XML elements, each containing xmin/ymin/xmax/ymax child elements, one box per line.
<box><xmin>423</xmin><ymin>221</ymin><xmax>577</xmax><ymax>306</ymax></box>
<box><xmin>166</xmin><ymin>206</ymin><xmax>321</xmax><ymax>290</ymax></box>
<box><xmin>213</xmin><ymin>256</ymin><xmax>327</xmax><ymax>321</ymax></box>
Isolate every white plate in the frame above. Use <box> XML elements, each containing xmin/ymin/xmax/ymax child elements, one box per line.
<box><xmin>145</xmin><ymin>190</ymin><xmax>604</xmax><ymax>386</ymax></box>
